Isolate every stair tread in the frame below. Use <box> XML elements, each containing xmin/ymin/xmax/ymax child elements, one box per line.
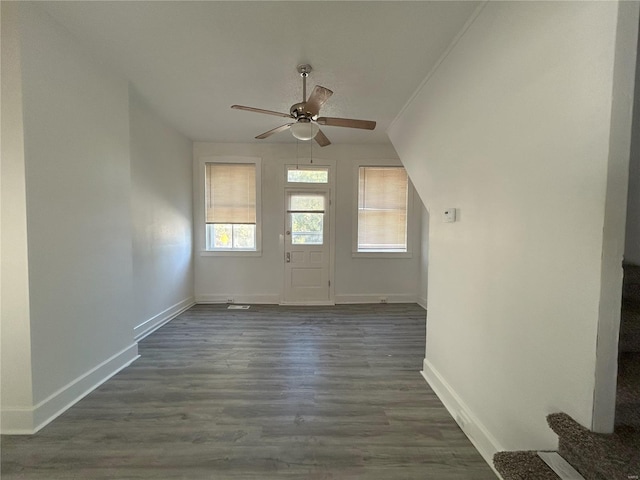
<box><xmin>494</xmin><ymin>451</ymin><xmax>560</xmax><ymax>479</ymax></box>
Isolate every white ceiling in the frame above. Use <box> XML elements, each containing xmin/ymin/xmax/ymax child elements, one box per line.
<box><xmin>42</xmin><ymin>1</ymin><xmax>479</xmax><ymax>145</ymax></box>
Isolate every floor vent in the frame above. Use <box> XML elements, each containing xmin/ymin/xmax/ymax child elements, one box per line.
<box><xmin>227</xmin><ymin>305</ymin><xmax>250</xmax><ymax>310</ymax></box>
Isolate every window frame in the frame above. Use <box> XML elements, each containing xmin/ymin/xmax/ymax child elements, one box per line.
<box><xmin>352</xmin><ymin>163</ymin><xmax>414</xmax><ymax>258</ymax></box>
<box><xmin>198</xmin><ymin>156</ymin><xmax>262</xmax><ymax>256</ymax></box>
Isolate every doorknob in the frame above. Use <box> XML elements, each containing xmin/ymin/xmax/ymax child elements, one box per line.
<box><xmin>286</xmin><ymin>252</ymin><xmax>291</xmax><ymax>263</ymax></box>
<box><xmin>286</xmin><ymin>231</ymin><xmax>291</xmax><ymax>236</ymax></box>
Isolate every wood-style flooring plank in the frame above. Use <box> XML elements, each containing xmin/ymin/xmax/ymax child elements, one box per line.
<box><xmin>1</xmin><ymin>304</ymin><xmax>496</xmax><ymax>479</ymax></box>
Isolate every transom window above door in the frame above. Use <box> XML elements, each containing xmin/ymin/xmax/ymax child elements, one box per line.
<box><xmin>286</xmin><ymin>166</ymin><xmax>329</xmax><ymax>184</ymax></box>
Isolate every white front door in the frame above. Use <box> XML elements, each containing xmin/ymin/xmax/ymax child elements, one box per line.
<box><xmin>283</xmin><ymin>189</ymin><xmax>331</xmax><ymax>304</ymax></box>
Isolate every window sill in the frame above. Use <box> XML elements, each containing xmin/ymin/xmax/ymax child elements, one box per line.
<box><xmin>200</xmin><ymin>250</ymin><xmax>262</xmax><ymax>257</ymax></box>
<box><xmin>352</xmin><ymin>251</ymin><xmax>412</xmax><ymax>259</ymax></box>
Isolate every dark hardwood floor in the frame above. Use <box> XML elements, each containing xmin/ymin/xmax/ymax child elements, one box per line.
<box><xmin>2</xmin><ymin>304</ymin><xmax>496</xmax><ymax>479</ymax></box>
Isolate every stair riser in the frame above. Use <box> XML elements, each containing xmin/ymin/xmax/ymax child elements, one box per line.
<box><xmin>623</xmin><ymin>264</ymin><xmax>640</xmax><ymax>285</ymax></box>
<box><xmin>619</xmin><ymin>301</ymin><xmax>640</xmax><ymax>352</ymax></box>
<box><xmin>619</xmin><ymin>339</ymin><xmax>640</xmax><ymax>353</ymax></box>
<box><xmin>623</xmin><ymin>284</ymin><xmax>640</xmax><ymax>304</ymax></box>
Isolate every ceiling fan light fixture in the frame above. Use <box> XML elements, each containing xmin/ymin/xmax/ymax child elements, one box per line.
<box><xmin>290</xmin><ymin>121</ymin><xmax>319</xmax><ymax>141</ymax></box>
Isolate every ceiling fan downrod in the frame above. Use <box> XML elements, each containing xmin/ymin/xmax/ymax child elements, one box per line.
<box><xmin>297</xmin><ymin>64</ymin><xmax>311</xmax><ymax>104</ymax></box>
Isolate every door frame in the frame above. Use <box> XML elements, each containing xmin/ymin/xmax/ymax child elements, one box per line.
<box><xmin>280</xmin><ymin>163</ymin><xmax>335</xmax><ymax>305</ymax></box>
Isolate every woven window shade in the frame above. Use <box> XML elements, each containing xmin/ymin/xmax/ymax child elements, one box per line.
<box><xmin>358</xmin><ymin>167</ymin><xmax>408</xmax><ymax>249</ymax></box>
<box><xmin>206</xmin><ymin>163</ymin><xmax>256</xmax><ymax>224</ymax></box>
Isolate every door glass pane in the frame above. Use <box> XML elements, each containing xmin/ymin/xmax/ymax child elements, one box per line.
<box><xmin>291</xmin><ymin>213</ymin><xmax>324</xmax><ymax>245</ymax></box>
<box><xmin>290</xmin><ymin>194</ymin><xmax>325</xmax><ymax>211</ymax></box>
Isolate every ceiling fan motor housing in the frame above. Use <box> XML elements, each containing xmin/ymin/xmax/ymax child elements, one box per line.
<box><xmin>290</xmin><ymin>102</ymin><xmax>307</xmax><ymax>119</ymax></box>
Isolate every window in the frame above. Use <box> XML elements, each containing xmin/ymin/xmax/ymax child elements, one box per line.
<box><xmin>287</xmin><ymin>166</ymin><xmax>329</xmax><ymax>184</ymax></box>
<box><xmin>357</xmin><ymin>166</ymin><xmax>408</xmax><ymax>253</ymax></box>
<box><xmin>205</xmin><ymin>162</ymin><xmax>257</xmax><ymax>251</ymax></box>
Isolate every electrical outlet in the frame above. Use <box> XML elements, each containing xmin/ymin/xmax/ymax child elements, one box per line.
<box><xmin>380</xmin><ymin>297</ymin><xmax>388</xmax><ymax>304</ymax></box>
<box><xmin>226</xmin><ymin>298</ymin><xmax>234</xmax><ymax>304</ymax></box>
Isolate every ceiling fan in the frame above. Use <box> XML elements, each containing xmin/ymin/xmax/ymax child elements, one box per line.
<box><xmin>231</xmin><ymin>64</ymin><xmax>376</xmax><ymax>147</ymax></box>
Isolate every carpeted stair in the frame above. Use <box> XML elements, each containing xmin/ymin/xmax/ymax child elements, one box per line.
<box><xmin>548</xmin><ymin>412</ymin><xmax>640</xmax><ymax>480</ymax></box>
<box><xmin>617</xmin><ymin>263</ymin><xmax>640</xmax><ymax>431</ymax></box>
<box><xmin>494</xmin><ymin>264</ymin><xmax>640</xmax><ymax>479</ymax></box>
<box><xmin>621</xmin><ymin>263</ymin><xmax>640</xmax><ymax>354</ymax></box>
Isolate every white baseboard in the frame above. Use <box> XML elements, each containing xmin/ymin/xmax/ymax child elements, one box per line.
<box><xmin>0</xmin><ymin>408</ymin><xmax>35</xmax><ymax>435</ymax></box>
<box><xmin>538</xmin><ymin>451</ymin><xmax>585</xmax><ymax>479</ymax></box>
<box><xmin>279</xmin><ymin>300</ymin><xmax>336</xmax><ymax>306</ymax></box>
<box><xmin>195</xmin><ymin>294</ymin><xmax>280</xmax><ymax>304</ymax></box>
<box><xmin>334</xmin><ymin>294</ymin><xmax>417</xmax><ymax>304</ymax></box>
<box><xmin>417</xmin><ymin>296</ymin><xmax>428</xmax><ymax>310</ymax></box>
<box><xmin>134</xmin><ymin>297</ymin><xmax>195</xmax><ymax>341</ymax></box>
<box><xmin>421</xmin><ymin>358</ymin><xmax>505</xmax><ymax>479</ymax></box>
<box><xmin>196</xmin><ymin>294</ymin><xmax>421</xmax><ymax>306</ymax></box>
<box><xmin>1</xmin><ymin>343</ymin><xmax>139</xmax><ymax>434</ymax></box>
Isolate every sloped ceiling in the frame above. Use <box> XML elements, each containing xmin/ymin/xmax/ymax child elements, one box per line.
<box><xmin>41</xmin><ymin>1</ymin><xmax>480</xmax><ymax>144</ymax></box>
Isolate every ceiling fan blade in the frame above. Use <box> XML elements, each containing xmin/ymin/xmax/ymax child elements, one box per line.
<box><xmin>314</xmin><ymin>128</ymin><xmax>331</xmax><ymax>147</ymax></box>
<box><xmin>231</xmin><ymin>105</ymin><xmax>292</xmax><ymax>119</ymax></box>
<box><xmin>316</xmin><ymin>117</ymin><xmax>376</xmax><ymax>130</ymax></box>
<box><xmin>304</xmin><ymin>86</ymin><xmax>333</xmax><ymax>117</ymax></box>
<box><xmin>255</xmin><ymin>123</ymin><xmax>292</xmax><ymax>139</ymax></box>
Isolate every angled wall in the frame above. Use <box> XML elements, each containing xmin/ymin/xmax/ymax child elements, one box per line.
<box><xmin>1</xmin><ymin>2</ymin><xmax>34</xmax><ymax>432</ymax></box>
<box><xmin>389</xmin><ymin>0</ymin><xmax>637</xmax><ymax>461</ymax></box>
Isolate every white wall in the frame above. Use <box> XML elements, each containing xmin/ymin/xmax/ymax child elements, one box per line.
<box><xmin>17</xmin><ymin>2</ymin><xmax>138</xmax><ymax>429</ymax></box>
<box><xmin>1</xmin><ymin>3</ymin><xmax>196</xmax><ymax>433</ymax></box>
<box><xmin>1</xmin><ymin>3</ymin><xmax>35</xmax><ymax>432</ymax></box>
<box><xmin>193</xmin><ymin>142</ymin><xmax>423</xmax><ymax>304</ymax></box>
<box><xmin>389</xmin><ymin>0</ymin><xmax>636</xmax><ymax>460</ymax></box>
<box><xmin>130</xmin><ymin>89</ymin><xmax>194</xmax><ymax>340</ymax></box>
<box><xmin>593</xmin><ymin>1</ymin><xmax>639</xmax><ymax>432</ymax></box>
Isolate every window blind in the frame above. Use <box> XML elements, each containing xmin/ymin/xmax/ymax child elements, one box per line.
<box><xmin>205</xmin><ymin>163</ymin><xmax>256</xmax><ymax>224</ymax></box>
<box><xmin>358</xmin><ymin>167</ymin><xmax>408</xmax><ymax>250</ymax></box>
